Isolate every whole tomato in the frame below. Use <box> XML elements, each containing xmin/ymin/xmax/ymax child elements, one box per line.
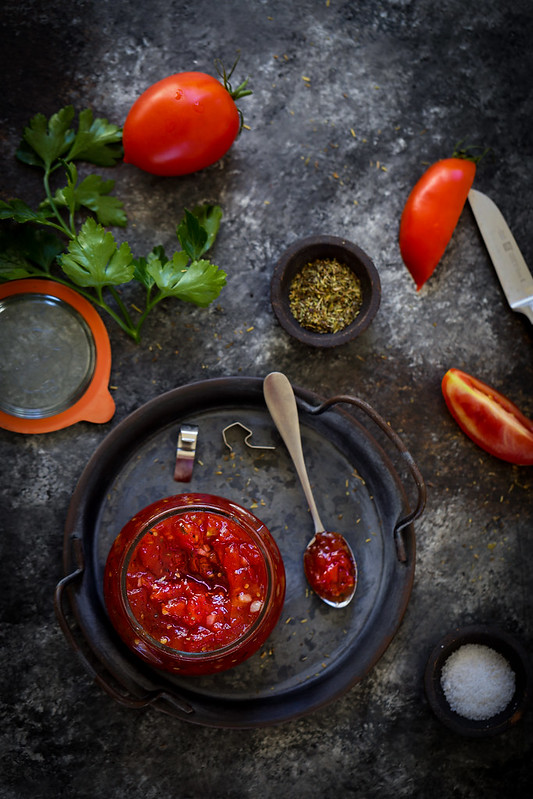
<box><xmin>123</xmin><ymin>64</ymin><xmax>251</xmax><ymax>176</ymax></box>
<box><xmin>399</xmin><ymin>155</ymin><xmax>477</xmax><ymax>290</ymax></box>
<box><xmin>442</xmin><ymin>368</ymin><xmax>533</xmax><ymax>465</ymax></box>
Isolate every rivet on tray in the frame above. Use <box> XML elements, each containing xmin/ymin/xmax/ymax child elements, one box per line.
<box><xmin>222</xmin><ymin>422</ymin><xmax>276</xmax><ymax>452</ymax></box>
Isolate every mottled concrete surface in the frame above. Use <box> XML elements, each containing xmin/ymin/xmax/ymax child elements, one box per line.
<box><xmin>1</xmin><ymin>0</ymin><xmax>533</xmax><ymax>797</ymax></box>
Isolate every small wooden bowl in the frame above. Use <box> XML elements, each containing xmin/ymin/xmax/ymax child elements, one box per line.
<box><xmin>270</xmin><ymin>236</ymin><xmax>381</xmax><ymax>348</ymax></box>
<box><xmin>424</xmin><ymin>625</ymin><xmax>533</xmax><ymax>737</ymax></box>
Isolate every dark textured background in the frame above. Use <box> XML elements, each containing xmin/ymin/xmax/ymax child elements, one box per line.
<box><xmin>1</xmin><ymin>0</ymin><xmax>532</xmax><ymax>796</ymax></box>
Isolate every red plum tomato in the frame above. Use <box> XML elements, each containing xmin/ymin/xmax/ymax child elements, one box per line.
<box><xmin>399</xmin><ymin>158</ymin><xmax>476</xmax><ymax>290</ymax></box>
<box><xmin>122</xmin><ymin>72</ymin><xmax>241</xmax><ymax>176</ymax></box>
<box><xmin>442</xmin><ymin>368</ymin><xmax>533</xmax><ymax>465</ymax></box>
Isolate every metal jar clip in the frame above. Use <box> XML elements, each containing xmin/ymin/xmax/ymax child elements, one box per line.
<box><xmin>222</xmin><ymin>421</ymin><xmax>275</xmax><ymax>452</ymax></box>
<box><xmin>173</xmin><ymin>424</ymin><xmax>199</xmax><ymax>482</ymax></box>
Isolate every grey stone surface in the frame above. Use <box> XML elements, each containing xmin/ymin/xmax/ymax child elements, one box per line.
<box><xmin>1</xmin><ymin>0</ymin><xmax>532</xmax><ymax>797</ymax></box>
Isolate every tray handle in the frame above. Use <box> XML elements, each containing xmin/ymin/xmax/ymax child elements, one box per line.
<box><xmin>54</xmin><ymin>537</ymin><xmax>194</xmax><ymax>717</ymax></box>
<box><xmin>309</xmin><ymin>394</ymin><xmax>427</xmax><ymax>562</ymax></box>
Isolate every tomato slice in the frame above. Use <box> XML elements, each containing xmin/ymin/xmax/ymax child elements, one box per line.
<box><xmin>441</xmin><ymin>368</ymin><xmax>533</xmax><ymax>465</ymax></box>
<box><xmin>399</xmin><ymin>158</ymin><xmax>476</xmax><ymax>290</ymax></box>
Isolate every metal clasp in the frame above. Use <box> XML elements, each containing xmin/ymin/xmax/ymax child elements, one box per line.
<box><xmin>173</xmin><ymin>424</ymin><xmax>199</xmax><ymax>482</ymax></box>
<box><xmin>222</xmin><ymin>421</ymin><xmax>275</xmax><ymax>452</ymax></box>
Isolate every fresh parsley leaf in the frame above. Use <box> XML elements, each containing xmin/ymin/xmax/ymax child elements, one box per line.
<box><xmin>131</xmin><ymin>254</ymin><xmax>151</xmax><ymax>289</ymax></box>
<box><xmin>0</xmin><ymin>247</ymin><xmax>36</xmax><ymax>281</ymax></box>
<box><xmin>177</xmin><ymin>210</ymin><xmax>208</xmax><ymax>261</ymax></box>
<box><xmin>85</xmin><ymin>191</ymin><xmax>127</xmax><ymax>228</ymax></box>
<box><xmin>133</xmin><ymin>245</ymin><xmax>168</xmax><ymax>289</ymax></box>
<box><xmin>0</xmin><ymin>199</ymin><xmax>55</xmax><ymax>225</ymax></box>
<box><xmin>66</xmin><ymin>108</ymin><xmax>123</xmax><ymax>166</ymax></box>
<box><xmin>191</xmin><ymin>204</ymin><xmax>222</xmax><ymax>253</ymax></box>
<box><xmin>59</xmin><ymin>218</ymin><xmax>134</xmax><ymax>288</ymax></box>
<box><xmin>19</xmin><ymin>106</ymin><xmax>76</xmax><ymax>170</ymax></box>
<box><xmin>15</xmin><ymin>138</ymin><xmax>48</xmax><ymax>168</ymax></box>
<box><xmin>176</xmin><ymin>205</ymin><xmax>222</xmax><ymax>259</ymax></box>
<box><xmin>148</xmin><ymin>254</ymin><xmax>227</xmax><ymax>306</ymax></box>
<box><xmin>0</xmin><ymin>223</ymin><xmax>64</xmax><ymax>279</ymax></box>
<box><xmin>2</xmin><ymin>225</ymin><xmax>64</xmax><ymax>272</ymax></box>
<box><xmin>0</xmin><ymin>223</ymin><xmax>61</xmax><ymax>280</ymax></box>
<box><xmin>146</xmin><ymin>250</ymin><xmax>190</xmax><ymax>291</ymax></box>
<box><xmin>52</xmin><ymin>173</ymin><xmax>127</xmax><ymax>227</ymax></box>
<box><xmin>26</xmin><ymin>229</ymin><xmax>65</xmax><ymax>270</ymax></box>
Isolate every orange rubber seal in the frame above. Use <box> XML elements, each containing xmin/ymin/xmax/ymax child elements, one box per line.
<box><xmin>0</xmin><ymin>279</ymin><xmax>115</xmax><ymax>434</ymax></box>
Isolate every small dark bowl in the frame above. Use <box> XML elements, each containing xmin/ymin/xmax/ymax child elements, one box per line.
<box><xmin>424</xmin><ymin>625</ymin><xmax>533</xmax><ymax>737</ymax></box>
<box><xmin>270</xmin><ymin>235</ymin><xmax>381</xmax><ymax>348</ymax></box>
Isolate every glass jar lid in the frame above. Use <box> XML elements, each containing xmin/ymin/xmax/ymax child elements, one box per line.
<box><xmin>0</xmin><ymin>292</ymin><xmax>96</xmax><ymax>419</ymax></box>
<box><xmin>0</xmin><ymin>279</ymin><xmax>115</xmax><ymax>433</ymax></box>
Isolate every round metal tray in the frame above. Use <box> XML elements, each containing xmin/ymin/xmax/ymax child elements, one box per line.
<box><xmin>55</xmin><ymin>376</ymin><xmax>425</xmax><ymax>727</ymax></box>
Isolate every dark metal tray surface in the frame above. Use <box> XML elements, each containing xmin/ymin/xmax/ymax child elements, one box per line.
<box><xmin>55</xmin><ymin>376</ymin><xmax>425</xmax><ymax>728</ymax></box>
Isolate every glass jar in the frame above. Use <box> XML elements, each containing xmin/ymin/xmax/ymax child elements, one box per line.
<box><xmin>103</xmin><ymin>493</ymin><xmax>286</xmax><ymax>675</ymax></box>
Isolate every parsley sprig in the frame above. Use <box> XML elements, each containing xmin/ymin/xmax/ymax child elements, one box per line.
<box><xmin>0</xmin><ymin>106</ymin><xmax>226</xmax><ymax>342</ymax></box>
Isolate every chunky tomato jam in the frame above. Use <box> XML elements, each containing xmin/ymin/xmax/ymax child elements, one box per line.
<box><xmin>125</xmin><ymin>511</ymin><xmax>268</xmax><ymax>653</ymax></box>
<box><xmin>303</xmin><ymin>531</ymin><xmax>357</xmax><ymax>604</ymax></box>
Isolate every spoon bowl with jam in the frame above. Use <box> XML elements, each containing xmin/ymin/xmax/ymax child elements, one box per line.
<box><xmin>263</xmin><ymin>371</ymin><xmax>358</xmax><ymax>608</ymax></box>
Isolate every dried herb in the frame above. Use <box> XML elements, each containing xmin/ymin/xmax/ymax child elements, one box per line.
<box><xmin>289</xmin><ymin>258</ymin><xmax>362</xmax><ymax>334</ymax></box>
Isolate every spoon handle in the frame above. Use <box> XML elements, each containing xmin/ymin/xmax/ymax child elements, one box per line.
<box><xmin>263</xmin><ymin>372</ymin><xmax>325</xmax><ymax>535</ymax></box>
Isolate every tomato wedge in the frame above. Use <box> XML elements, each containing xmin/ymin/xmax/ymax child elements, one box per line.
<box><xmin>441</xmin><ymin>368</ymin><xmax>533</xmax><ymax>465</ymax></box>
<box><xmin>399</xmin><ymin>157</ymin><xmax>476</xmax><ymax>290</ymax></box>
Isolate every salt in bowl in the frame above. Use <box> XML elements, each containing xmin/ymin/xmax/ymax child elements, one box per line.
<box><xmin>424</xmin><ymin>624</ymin><xmax>533</xmax><ymax>737</ymax></box>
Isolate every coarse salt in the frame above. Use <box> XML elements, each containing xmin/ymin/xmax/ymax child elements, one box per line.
<box><xmin>441</xmin><ymin>643</ymin><xmax>515</xmax><ymax>721</ymax></box>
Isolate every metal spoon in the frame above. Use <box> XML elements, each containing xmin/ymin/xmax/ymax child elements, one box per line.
<box><xmin>263</xmin><ymin>371</ymin><xmax>357</xmax><ymax>608</ymax></box>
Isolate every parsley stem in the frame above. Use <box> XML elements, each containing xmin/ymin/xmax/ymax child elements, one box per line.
<box><xmin>97</xmin><ymin>306</ymin><xmax>139</xmax><ymax>342</ymax></box>
<box><xmin>43</xmin><ymin>169</ymin><xmax>75</xmax><ymax>238</ymax></box>
<box><xmin>109</xmin><ymin>286</ymin><xmax>135</xmax><ymax>329</ymax></box>
<box><xmin>39</xmin><ymin>218</ymin><xmax>77</xmax><ymax>236</ymax></box>
<box><xmin>91</xmin><ymin>287</ymin><xmax>139</xmax><ymax>342</ymax></box>
<box><xmin>124</xmin><ymin>291</ymin><xmax>163</xmax><ymax>340</ymax></box>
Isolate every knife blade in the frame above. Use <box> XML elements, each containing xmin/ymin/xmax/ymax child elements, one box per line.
<box><xmin>468</xmin><ymin>188</ymin><xmax>533</xmax><ymax>325</ymax></box>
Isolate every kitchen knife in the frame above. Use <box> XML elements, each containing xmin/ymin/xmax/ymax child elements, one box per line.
<box><xmin>468</xmin><ymin>188</ymin><xmax>533</xmax><ymax>324</ymax></box>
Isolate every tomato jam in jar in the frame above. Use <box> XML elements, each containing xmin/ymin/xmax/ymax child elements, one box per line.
<box><xmin>104</xmin><ymin>493</ymin><xmax>286</xmax><ymax>675</ymax></box>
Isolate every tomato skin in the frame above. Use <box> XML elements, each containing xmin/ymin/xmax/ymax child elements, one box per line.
<box><xmin>441</xmin><ymin>368</ymin><xmax>533</xmax><ymax>465</ymax></box>
<box><xmin>122</xmin><ymin>72</ymin><xmax>240</xmax><ymax>176</ymax></box>
<box><xmin>399</xmin><ymin>158</ymin><xmax>476</xmax><ymax>290</ymax></box>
